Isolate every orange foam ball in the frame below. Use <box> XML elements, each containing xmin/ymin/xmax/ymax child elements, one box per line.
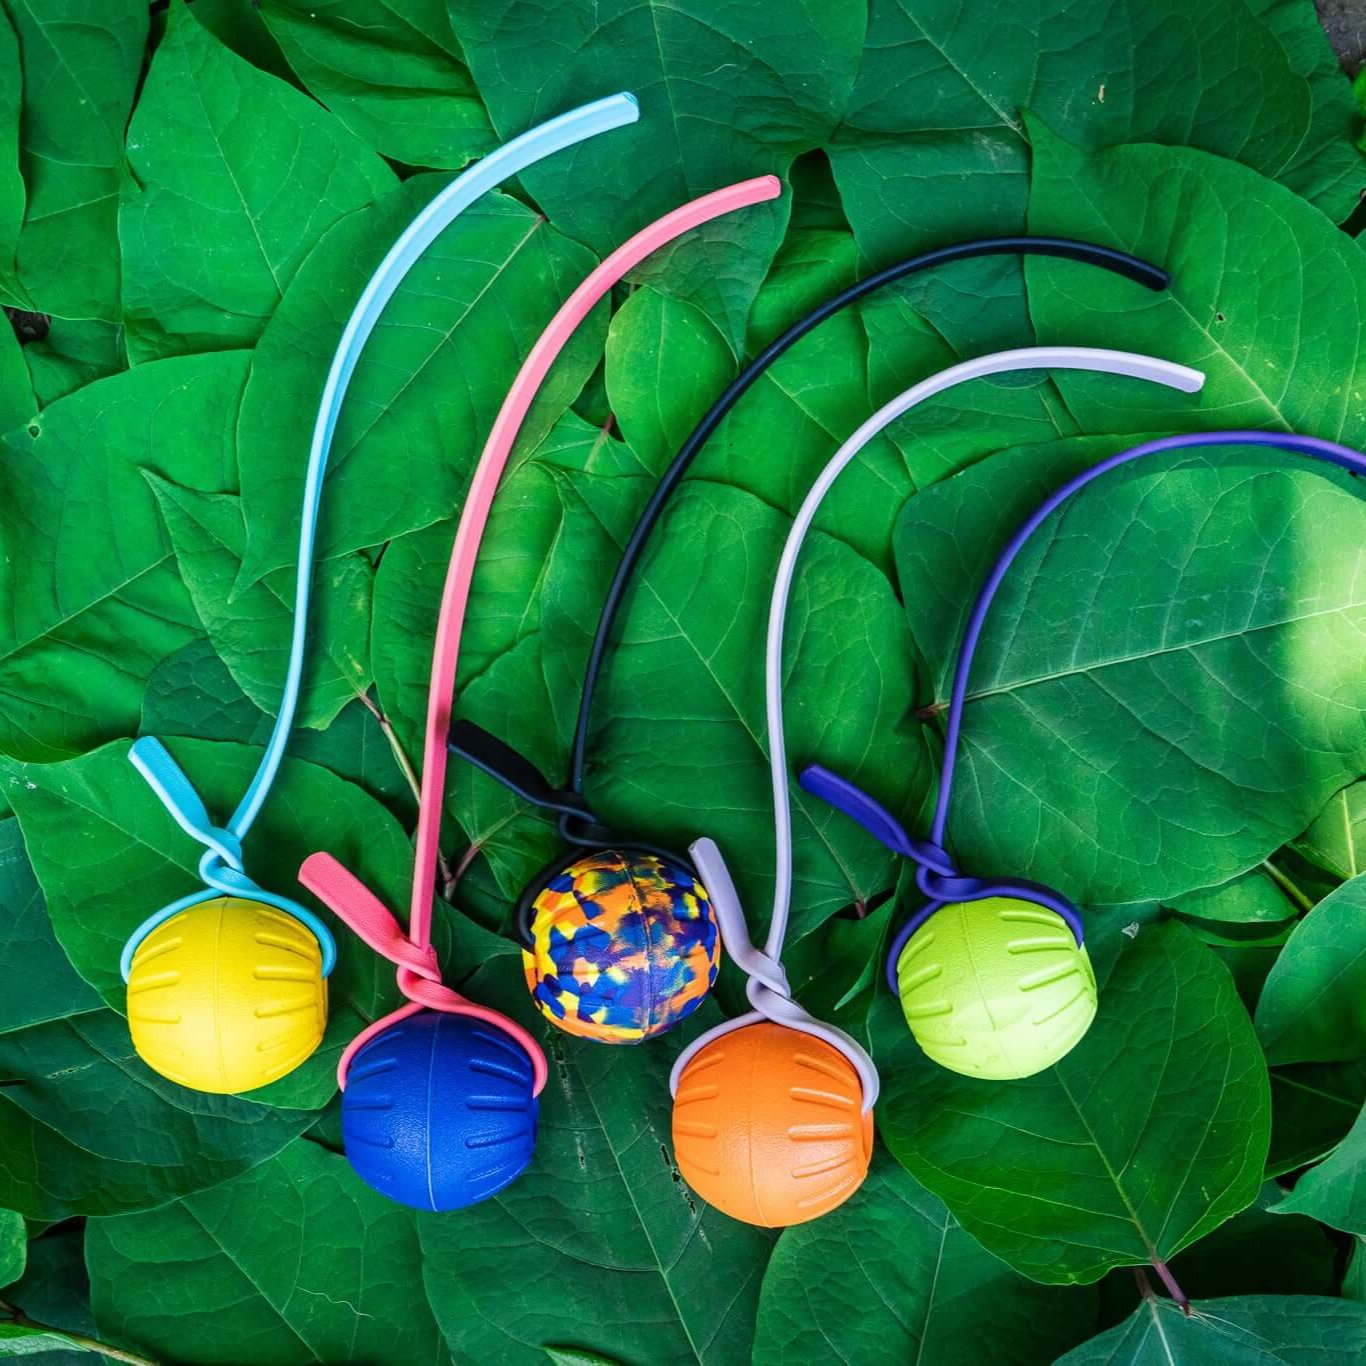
<box><xmin>671</xmin><ymin>1021</ymin><xmax>872</xmax><ymax>1227</ymax></box>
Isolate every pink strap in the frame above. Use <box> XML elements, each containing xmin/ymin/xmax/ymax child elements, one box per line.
<box><xmin>300</xmin><ymin>852</ymin><xmax>552</xmax><ymax>1090</ymax></box>
<box><xmin>410</xmin><ymin>174</ymin><xmax>782</xmax><ymax>941</ymax></box>
<box><xmin>310</xmin><ymin>175</ymin><xmax>781</xmax><ymax>1091</ymax></box>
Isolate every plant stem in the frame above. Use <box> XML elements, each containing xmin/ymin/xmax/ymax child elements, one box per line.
<box><xmin>0</xmin><ymin>1302</ymin><xmax>159</xmax><ymax>1365</ymax></box>
<box><xmin>1147</xmin><ymin>1258</ymin><xmax>1190</xmax><ymax>1313</ymax></box>
<box><xmin>1261</xmin><ymin>858</ymin><xmax>1315</xmax><ymax>915</ymax></box>
<box><xmin>355</xmin><ymin>691</ymin><xmax>455</xmax><ymax>889</ymax></box>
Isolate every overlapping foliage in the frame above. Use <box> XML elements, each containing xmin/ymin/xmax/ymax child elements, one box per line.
<box><xmin>3</xmin><ymin>1</ymin><xmax>1366</xmax><ymax>1362</ymax></box>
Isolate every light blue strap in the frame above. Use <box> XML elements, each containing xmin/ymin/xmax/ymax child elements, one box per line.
<box><xmin>232</xmin><ymin>90</ymin><xmax>640</xmax><ymax>838</ymax></box>
<box><xmin>126</xmin><ymin>93</ymin><xmax>641</xmax><ymax>964</ymax></box>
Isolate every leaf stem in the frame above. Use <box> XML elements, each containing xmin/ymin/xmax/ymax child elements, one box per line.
<box><xmin>0</xmin><ymin>1301</ymin><xmax>160</xmax><ymax>1365</ymax></box>
<box><xmin>355</xmin><ymin>691</ymin><xmax>455</xmax><ymax>889</ymax></box>
<box><xmin>1261</xmin><ymin>858</ymin><xmax>1315</xmax><ymax>915</ymax></box>
<box><xmin>1145</xmin><ymin>1258</ymin><xmax>1190</xmax><ymax>1314</ymax></box>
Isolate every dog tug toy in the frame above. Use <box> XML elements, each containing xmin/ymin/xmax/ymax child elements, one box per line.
<box><xmin>118</xmin><ymin>94</ymin><xmax>642</xmax><ymax>1096</ymax></box>
<box><xmin>298</xmin><ymin>166</ymin><xmax>782</xmax><ymax>1208</ymax></box>
<box><xmin>450</xmin><ymin>236</ymin><xmax>1176</xmax><ymax>1052</ymax></box>
<box><xmin>670</xmin><ymin>347</ymin><xmax>1205</xmax><ymax>1221</ymax></box>
<box><xmin>806</xmin><ymin>427</ymin><xmax>1366</xmax><ymax>1081</ymax></box>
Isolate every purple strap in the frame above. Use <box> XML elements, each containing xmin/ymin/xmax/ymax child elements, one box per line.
<box><xmin>802</xmin><ymin>429</ymin><xmax>1366</xmax><ymax>987</ymax></box>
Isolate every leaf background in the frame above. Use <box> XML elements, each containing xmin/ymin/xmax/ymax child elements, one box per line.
<box><xmin>1</xmin><ymin>0</ymin><xmax>1366</xmax><ymax>1362</ymax></box>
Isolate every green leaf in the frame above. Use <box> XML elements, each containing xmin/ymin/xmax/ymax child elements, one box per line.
<box><xmin>260</xmin><ymin>0</ymin><xmax>494</xmax><ymax>169</ymax></box>
<box><xmin>1273</xmin><ymin>1096</ymin><xmax>1366</xmax><ymax>1233</ymax></box>
<box><xmin>0</xmin><ymin>3</ymin><xmax>22</xmax><ymax>299</ymax></box>
<box><xmin>1056</xmin><ymin>1294</ymin><xmax>1366</xmax><ymax>1365</ymax></box>
<box><xmin>0</xmin><ymin>318</ymin><xmax>31</xmax><ymax>434</ymax></box>
<box><xmin>142</xmin><ymin>639</ymin><xmax>415</xmax><ymax>825</ymax></box>
<box><xmin>897</xmin><ymin>442</ymin><xmax>1366</xmax><ymax>907</ymax></box>
<box><xmin>0</xmin><ymin>820</ymin><xmax>99</xmax><ymax>1036</ymax></box>
<box><xmin>1162</xmin><ymin>1180</ymin><xmax>1337</xmax><ymax>1299</ymax></box>
<box><xmin>418</xmin><ymin>975</ymin><xmax>774</xmax><ymax>1366</ymax></box>
<box><xmin>21</xmin><ymin>318</ymin><xmax>124</xmax><ymax>407</ymax></box>
<box><xmin>1256</xmin><ymin>875</ymin><xmax>1366</xmax><ymax>1064</ymax></box>
<box><xmin>831</xmin><ymin>0</ymin><xmax>1363</xmax><ymax>279</ymax></box>
<box><xmin>121</xmin><ymin>5</ymin><xmax>394</xmax><ymax>363</ymax></box>
<box><xmin>146</xmin><ymin>476</ymin><xmax>373</xmax><ymax>730</ymax></box>
<box><xmin>1</xmin><ymin>738</ymin><xmax>420</xmax><ymax>1109</ymax></box>
<box><xmin>1172</xmin><ymin>871</ymin><xmax>1297</xmax><ymax>925</ymax></box>
<box><xmin>0</xmin><ymin>352</ymin><xmax>247</xmax><ymax>762</ymax></box>
<box><xmin>1269</xmin><ymin>1059</ymin><xmax>1366</xmax><ymax>1176</ymax></box>
<box><xmin>236</xmin><ymin>177</ymin><xmax>601</xmax><ymax>578</ymax></box>
<box><xmin>1294</xmin><ymin>779</ymin><xmax>1366</xmax><ymax>881</ymax></box>
<box><xmin>604</xmin><ymin>288</ymin><xmax>734</xmax><ymax>474</ymax></box>
<box><xmin>0</xmin><ymin>1208</ymin><xmax>22</xmax><ymax>1289</ymax></box>
<box><xmin>753</xmin><ymin>1149</ymin><xmax>1096</xmax><ymax>1365</ymax></box>
<box><xmin>1026</xmin><ymin>129</ymin><xmax>1366</xmax><ymax>441</ymax></box>
<box><xmin>0</xmin><ymin>816</ymin><xmax>313</xmax><ymax>1218</ymax></box>
<box><xmin>3</xmin><ymin>0</ymin><xmax>148</xmax><ymax>320</ymax></box>
<box><xmin>875</xmin><ymin>922</ymin><xmax>1269</xmax><ymax>1283</ymax></box>
<box><xmin>451</xmin><ymin>0</ymin><xmax>866</xmax><ymax>341</ymax></box>
<box><xmin>85</xmin><ymin>1140</ymin><xmax>449</xmax><ymax>1366</ymax></box>
<box><xmin>1</xmin><ymin>1225</ymin><xmax>103</xmax><ymax>1364</ymax></box>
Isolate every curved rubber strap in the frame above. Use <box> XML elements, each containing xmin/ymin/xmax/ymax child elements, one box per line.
<box><xmin>123</xmin><ymin>94</ymin><xmax>639</xmax><ymax>970</ymax></box>
<box><xmin>407</xmin><ymin>175</ymin><xmax>782</xmax><ymax>947</ymax></box>
<box><xmin>763</xmin><ymin>348</ymin><xmax>1205</xmax><ymax>960</ymax></box>
<box><xmin>669</xmin><ymin>837</ymin><xmax>881</xmax><ymax>1111</ymax></box>
<box><xmin>929</xmin><ymin>430</ymin><xmax>1366</xmax><ymax>848</ymax></box>
<box><xmin>566</xmin><ymin>237</ymin><xmax>1171</xmax><ymax>796</ymax></box>
<box><xmin>299</xmin><ymin>853</ymin><xmax>550</xmax><ymax>1093</ymax></box>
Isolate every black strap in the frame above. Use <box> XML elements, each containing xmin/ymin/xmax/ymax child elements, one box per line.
<box><xmin>564</xmin><ymin>235</ymin><xmax>1169</xmax><ymax>794</ymax></box>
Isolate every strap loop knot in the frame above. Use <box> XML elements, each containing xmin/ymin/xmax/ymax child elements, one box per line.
<box><xmin>298</xmin><ymin>853</ymin><xmax>548</xmax><ymax>1096</ymax></box>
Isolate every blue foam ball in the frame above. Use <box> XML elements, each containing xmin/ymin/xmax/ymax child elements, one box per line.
<box><xmin>342</xmin><ymin>1011</ymin><xmax>539</xmax><ymax>1210</ymax></box>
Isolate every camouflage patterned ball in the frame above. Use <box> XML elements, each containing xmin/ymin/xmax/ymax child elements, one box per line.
<box><xmin>522</xmin><ymin>849</ymin><xmax>719</xmax><ymax>1043</ymax></box>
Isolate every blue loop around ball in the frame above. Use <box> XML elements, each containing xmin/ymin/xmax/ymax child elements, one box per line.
<box><xmin>342</xmin><ymin>1011</ymin><xmax>539</xmax><ymax>1211</ymax></box>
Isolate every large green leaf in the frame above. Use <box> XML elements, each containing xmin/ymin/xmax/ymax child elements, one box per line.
<box><xmin>830</xmin><ymin>0</ymin><xmax>1362</xmax><ymax>277</ymax></box>
<box><xmin>752</xmin><ymin>1149</ymin><xmax>1095</xmax><ymax>1365</ymax></box>
<box><xmin>261</xmin><ymin>0</ymin><xmax>493</xmax><ymax>169</ymax></box>
<box><xmin>0</xmin><ymin>817</ymin><xmax>313</xmax><ymax>1218</ymax></box>
<box><xmin>1055</xmin><ymin>1294</ymin><xmax>1366</xmax><ymax>1365</ymax></box>
<box><xmin>120</xmin><ymin>4</ymin><xmax>394</xmax><ymax>362</ymax></box>
<box><xmin>147</xmin><ymin>476</ymin><xmax>373</xmax><ymax>730</ymax></box>
<box><xmin>0</xmin><ymin>351</ymin><xmax>247</xmax><ymax>763</ymax></box>
<box><xmin>875</xmin><ymin>922</ymin><xmax>1269</xmax><ymax>1284</ymax></box>
<box><xmin>86</xmin><ymin>1140</ymin><xmax>449</xmax><ymax>1366</ymax></box>
<box><xmin>450</xmin><ymin>0</ymin><xmax>866</xmax><ymax>341</ymax></box>
<box><xmin>896</xmin><ymin>441</ymin><xmax>1366</xmax><ymax>908</ymax></box>
<box><xmin>1256</xmin><ymin>876</ymin><xmax>1366</xmax><ymax>1065</ymax></box>
<box><xmin>2</xmin><ymin>0</ymin><xmax>148</xmax><ymax>320</ymax></box>
<box><xmin>1026</xmin><ymin>128</ymin><xmax>1366</xmax><ymax>441</ymax></box>
<box><xmin>418</xmin><ymin>968</ymin><xmax>773</xmax><ymax>1366</ymax></box>
<box><xmin>1</xmin><ymin>738</ymin><xmax>421</xmax><ymax>1109</ymax></box>
<box><xmin>236</xmin><ymin>176</ymin><xmax>601</xmax><ymax>579</ymax></box>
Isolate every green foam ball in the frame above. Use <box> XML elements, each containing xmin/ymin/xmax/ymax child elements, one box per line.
<box><xmin>896</xmin><ymin>897</ymin><xmax>1097</xmax><ymax>1079</ymax></box>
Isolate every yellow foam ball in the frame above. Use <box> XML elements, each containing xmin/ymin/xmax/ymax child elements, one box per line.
<box><xmin>897</xmin><ymin>897</ymin><xmax>1096</xmax><ymax>1080</ymax></box>
<box><xmin>126</xmin><ymin>897</ymin><xmax>327</xmax><ymax>1094</ymax></box>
